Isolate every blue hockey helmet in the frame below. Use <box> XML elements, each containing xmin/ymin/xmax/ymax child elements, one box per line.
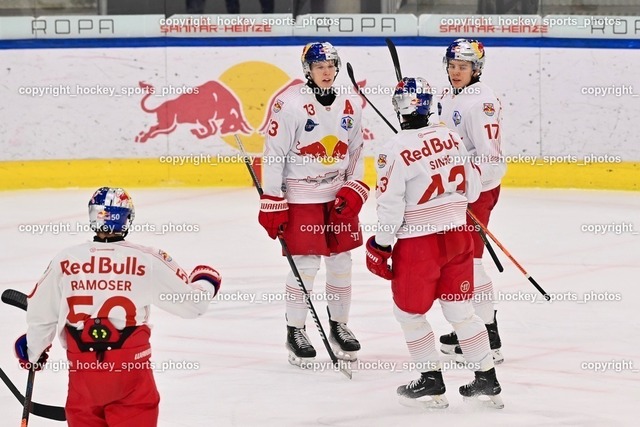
<box><xmin>392</xmin><ymin>77</ymin><xmax>433</xmax><ymax>118</ymax></box>
<box><xmin>443</xmin><ymin>38</ymin><xmax>486</xmax><ymax>75</ymax></box>
<box><xmin>88</xmin><ymin>187</ymin><xmax>135</xmax><ymax>233</ymax></box>
<box><xmin>301</xmin><ymin>42</ymin><xmax>341</xmax><ymax>79</ymax></box>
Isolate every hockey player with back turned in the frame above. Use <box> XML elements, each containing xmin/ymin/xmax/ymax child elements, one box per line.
<box><xmin>437</xmin><ymin>39</ymin><xmax>506</xmax><ymax>363</ymax></box>
<box><xmin>14</xmin><ymin>187</ymin><xmax>222</xmax><ymax>426</ymax></box>
<box><xmin>259</xmin><ymin>42</ymin><xmax>368</xmax><ymax>365</ymax></box>
<box><xmin>365</xmin><ymin>77</ymin><xmax>503</xmax><ymax>408</ymax></box>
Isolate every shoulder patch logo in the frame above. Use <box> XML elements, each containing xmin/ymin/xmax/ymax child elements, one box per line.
<box><xmin>158</xmin><ymin>250</ymin><xmax>172</xmax><ymax>262</ymax></box>
<box><xmin>453</xmin><ymin>110</ymin><xmax>461</xmax><ymax>126</ymax></box>
<box><xmin>273</xmin><ymin>99</ymin><xmax>284</xmax><ymax>113</ymax></box>
<box><xmin>377</xmin><ymin>154</ymin><xmax>387</xmax><ymax>168</ymax></box>
<box><xmin>483</xmin><ymin>103</ymin><xmax>495</xmax><ymax>116</ymax></box>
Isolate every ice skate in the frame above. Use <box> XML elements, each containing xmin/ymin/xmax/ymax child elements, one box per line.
<box><xmin>397</xmin><ymin>371</ymin><xmax>449</xmax><ymax>409</ymax></box>
<box><xmin>439</xmin><ymin>331</ymin><xmax>458</xmax><ymax>355</ymax></box>
<box><xmin>327</xmin><ymin>308</ymin><xmax>360</xmax><ymax>361</ymax></box>
<box><xmin>286</xmin><ymin>326</ymin><xmax>316</xmax><ymax>366</ymax></box>
<box><xmin>454</xmin><ymin>312</ymin><xmax>504</xmax><ymax>364</ymax></box>
<box><xmin>459</xmin><ymin>368</ymin><xmax>504</xmax><ymax>409</ymax></box>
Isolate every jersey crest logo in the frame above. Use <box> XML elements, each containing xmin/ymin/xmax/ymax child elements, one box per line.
<box><xmin>304</xmin><ymin>119</ymin><xmax>319</xmax><ymax>132</ymax></box>
<box><xmin>377</xmin><ymin>154</ymin><xmax>387</xmax><ymax>168</ymax></box>
<box><xmin>273</xmin><ymin>98</ymin><xmax>284</xmax><ymax>113</ymax></box>
<box><xmin>483</xmin><ymin>103</ymin><xmax>495</xmax><ymax>116</ymax></box>
<box><xmin>452</xmin><ymin>110</ymin><xmax>461</xmax><ymax>126</ymax></box>
<box><xmin>341</xmin><ymin>116</ymin><xmax>354</xmax><ymax>131</ymax></box>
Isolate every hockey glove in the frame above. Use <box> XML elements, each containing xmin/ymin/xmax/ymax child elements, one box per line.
<box><xmin>258</xmin><ymin>195</ymin><xmax>288</xmax><ymax>239</ymax></box>
<box><xmin>189</xmin><ymin>265</ymin><xmax>222</xmax><ymax>297</ymax></box>
<box><xmin>14</xmin><ymin>334</ymin><xmax>49</xmax><ymax>371</ymax></box>
<box><xmin>365</xmin><ymin>236</ymin><xmax>393</xmax><ymax>280</ymax></box>
<box><xmin>334</xmin><ymin>180</ymin><xmax>369</xmax><ymax>218</ymax></box>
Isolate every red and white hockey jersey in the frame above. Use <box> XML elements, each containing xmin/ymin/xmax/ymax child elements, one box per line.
<box><xmin>262</xmin><ymin>83</ymin><xmax>364</xmax><ymax>203</ymax></box>
<box><xmin>438</xmin><ymin>82</ymin><xmax>506</xmax><ymax>191</ymax></box>
<box><xmin>26</xmin><ymin>240</ymin><xmax>215</xmax><ymax>362</ymax></box>
<box><xmin>374</xmin><ymin>124</ymin><xmax>482</xmax><ymax>247</ymax></box>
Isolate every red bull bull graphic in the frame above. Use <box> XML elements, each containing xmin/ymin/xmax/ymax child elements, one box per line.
<box><xmin>135</xmin><ymin>80</ymin><xmax>252</xmax><ymax>143</ymax></box>
<box><xmin>296</xmin><ymin>135</ymin><xmax>348</xmax><ymax>166</ymax></box>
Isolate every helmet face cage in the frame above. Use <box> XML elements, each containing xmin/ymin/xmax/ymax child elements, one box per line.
<box><xmin>301</xmin><ymin>42</ymin><xmax>341</xmax><ymax>80</ymax></box>
<box><xmin>443</xmin><ymin>38</ymin><xmax>485</xmax><ymax>75</ymax></box>
<box><xmin>88</xmin><ymin>187</ymin><xmax>135</xmax><ymax>233</ymax></box>
<box><xmin>392</xmin><ymin>77</ymin><xmax>433</xmax><ymax>118</ymax></box>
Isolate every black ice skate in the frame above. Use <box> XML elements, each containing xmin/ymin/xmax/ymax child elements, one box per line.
<box><xmin>459</xmin><ymin>368</ymin><xmax>504</xmax><ymax>409</ymax></box>
<box><xmin>286</xmin><ymin>326</ymin><xmax>316</xmax><ymax>366</ymax></box>
<box><xmin>439</xmin><ymin>331</ymin><xmax>458</xmax><ymax>355</ymax></box>
<box><xmin>397</xmin><ymin>371</ymin><xmax>449</xmax><ymax>409</ymax></box>
<box><xmin>327</xmin><ymin>308</ymin><xmax>360</xmax><ymax>361</ymax></box>
<box><xmin>454</xmin><ymin>311</ymin><xmax>504</xmax><ymax>364</ymax></box>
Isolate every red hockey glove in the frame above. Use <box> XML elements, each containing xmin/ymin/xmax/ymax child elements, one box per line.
<box><xmin>14</xmin><ymin>334</ymin><xmax>50</xmax><ymax>371</ymax></box>
<box><xmin>259</xmin><ymin>195</ymin><xmax>288</xmax><ymax>239</ymax></box>
<box><xmin>334</xmin><ymin>180</ymin><xmax>369</xmax><ymax>218</ymax></box>
<box><xmin>189</xmin><ymin>265</ymin><xmax>222</xmax><ymax>297</ymax></box>
<box><xmin>365</xmin><ymin>236</ymin><xmax>393</xmax><ymax>280</ymax></box>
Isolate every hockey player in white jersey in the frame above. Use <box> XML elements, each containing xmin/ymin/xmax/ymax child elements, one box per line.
<box><xmin>365</xmin><ymin>77</ymin><xmax>503</xmax><ymax>408</ymax></box>
<box><xmin>259</xmin><ymin>42</ymin><xmax>368</xmax><ymax>364</ymax></box>
<box><xmin>437</xmin><ymin>39</ymin><xmax>506</xmax><ymax>363</ymax></box>
<box><xmin>14</xmin><ymin>187</ymin><xmax>222</xmax><ymax>426</ymax></box>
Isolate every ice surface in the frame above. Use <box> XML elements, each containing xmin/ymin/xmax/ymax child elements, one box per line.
<box><xmin>1</xmin><ymin>188</ymin><xmax>639</xmax><ymax>426</ymax></box>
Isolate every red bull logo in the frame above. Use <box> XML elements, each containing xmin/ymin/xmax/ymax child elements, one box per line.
<box><xmin>296</xmin><ymin>135</ymin><xmax>348</xmax><ymax>166</ymax></box>
<box><xmin>135</xmin><ymin>80</ymin><xmax>252</xmax><ymax>143</ymax></box>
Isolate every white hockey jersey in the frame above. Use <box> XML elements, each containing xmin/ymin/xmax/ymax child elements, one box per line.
<box><xmin>26</xmin><ymin>240</ymin><xmax>216</xmax><ymax>362</ymax></box>
<box><xmin>262</xmin><ymin>83</ymin><xmax>364</xmax><ymax>203</ymax></box>
<box><xmin>374</xmin><ymin>124</ymin><xmax>482</xmax><ymax>247</ymax></box>
<box><xmin>438</xmin><ymin>81</ymin><xmax>506</xmax><ymax>191</ymax></box>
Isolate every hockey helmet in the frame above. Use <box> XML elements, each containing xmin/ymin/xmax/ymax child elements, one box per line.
<box><xmin>443</xmin><ymin>38</ymin><xmax>485</xmax><ymax>75</ymax></box>
<box><xmin>392</xmin><ymin>77</ymin><xmax>433</xmax><ymax>119</ymax></box>
<box><xmin>88</xmin><ymin>187</ymin><xmax>135</xmax><ymax>233</ymax></box>
<box><xmin>301</xmin><ymin>42</ymin><xmax>341</xmax><ymax>79</ymax></box>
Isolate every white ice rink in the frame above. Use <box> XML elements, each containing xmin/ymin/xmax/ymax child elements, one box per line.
<box><xmin>1</xmin><ymin>187</ymin><xmax>639</xmax><ymax>426</ymax></box>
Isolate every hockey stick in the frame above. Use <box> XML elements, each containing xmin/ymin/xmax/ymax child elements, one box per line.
<box><xmin>21</xmin><ymin>368</ymin><xmax>35</xmax><ymax>426</ymax></box>
<box><xmin>466</xmin><ymin>211</ymin><xmax>550</xmax><ymax>300</ymax></box>
<box><xmin>233</xmin><ymin>135</ymin><xmax>352</xmax><ymax>379</ymax></box>
<box><xmin>1</xmin><ymin>289</ymin><xmax>67</xmax><ymax>421</ymax></box>
<box><xmin>349</xmin><ymin>54</ymin><xmax>504</xmax><ymax>272</ymax></box>
<box><xmin>385</xmin><ymin>38</ymin><xmax>403</xmax><ymax>82</ymax></box>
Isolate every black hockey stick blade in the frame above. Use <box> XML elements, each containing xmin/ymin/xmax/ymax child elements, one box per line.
<box><xmin>385</xmin><ymin>38</ymin><xmax>402</xmax><ymax>81</ymax></box>
<box><xmin>0</xmin><ymin>366</ymin><xmax>66</xmax><ymax>421</ymax></box>
<box><xmin>1</xmin><ymin>289</ymin><xmax>28</xmax><ymax>311</ymax></box>
<box><xmin>346</xmin><ymin>62</ymin><xmax>398</xmax><ymax>134</ymax></box>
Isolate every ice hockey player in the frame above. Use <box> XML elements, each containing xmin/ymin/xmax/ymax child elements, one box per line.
<box><xmin>437</xmin><ymin>38</ymin><xmax>506</xmax><ymax>363</ymax></box>
<box><xmin>258</xmin><ymin>42</ymin><xmax>367</xmax><ymax>365</ymax></box>
<box><xmin>365</xmin><ymin>77</ymin><xmax>503</xmax><ymax>409</ymax></box>
<box><xmin>14</xmin><ymin>187</ymin><xmax>222</xmax><ymax>426</ymax></box>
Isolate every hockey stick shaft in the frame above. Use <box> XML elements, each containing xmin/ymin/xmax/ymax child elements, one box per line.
<box><xmin>348</xmin><ymin>57</ymin><xmax>503</xmax><ymax>272</ymax></box>
<box><xmin>234</xmin><ymin>135</ymin><xmax>352</xmax><ymax>379</ymax></box>
<box><xmin>346</xmin><ymin>63</ymin><xmax>398</xmax><ymax>134</ymax></box>
<box><xmin>466</xmin><ymin>210</ymin><xmax>550</xmax><ymax>300</ymax></box>
<box><xmin>21</xmin><ymin>369</ymin><xmax>35</xmax><ymax>426</ymax></box>
<box><xmin>0</xmin><ymin>366</ymin><xmax>66</xmax><ymax>421</ymax></box>
<box><xmin>385</xmin><ymin>38</ymin><xmax>402</xmax><ymax>81</ymax></box>
<box><xmin>1</xmin><ymin>289</ymin><xmax>67</xmax><ymax>421</ymax></box>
